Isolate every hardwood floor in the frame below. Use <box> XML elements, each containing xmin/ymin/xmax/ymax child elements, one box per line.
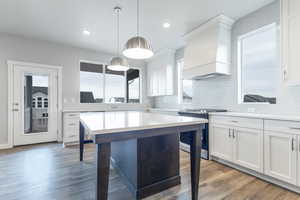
<box><xmin>0</xmin><ymin>143</ymin><xmax>300</xmax><ymax>200</ymax></box>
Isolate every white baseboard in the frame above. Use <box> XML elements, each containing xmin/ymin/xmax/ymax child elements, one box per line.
<box><xmin>212</xmin><ymin>156</ymin><xmax>300</xmax><ymax>194</ymax></box>
<box><xmin>0</xmin><ymin>143</ymin><xmax>13</xmax><ymax>150</ymax></box>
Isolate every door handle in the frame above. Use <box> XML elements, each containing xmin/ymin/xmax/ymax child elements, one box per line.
<box><xmin>232</xmin><ymin>129</ymin><xmax>235</xmax><ymax>139</ymax></box>
<box><xmin>228</xmin><ymin>129</ymin><xmax>231</xmax><ymax>138</ymax></box>
<box><xmin>12</xmin><ymin>109</ymin><xmax>19</xmax><ymax>112</ymax></box>
<box><xmin>292</xmin><ymin>138</ymin><xmax>295</xmax><ymax>151</ymax></box>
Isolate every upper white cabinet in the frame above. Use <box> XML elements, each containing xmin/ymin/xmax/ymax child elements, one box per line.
<box><xmin>281</xmin><ymin>0</ymin><xmax>300</xmax><ymax>85</ymax></box>
<box><xmin>147</xmin><ymin>49</ymin><xmax>175</xmax><ymax>96</ymax></box>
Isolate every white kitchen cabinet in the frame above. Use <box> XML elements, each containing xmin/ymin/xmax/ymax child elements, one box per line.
<box><xmin>63</xmin><ymin>112</ymin><xmax>80</xmax><ymax>145</ymax></box>
<box><xmin>281</xmin><ymin>0</ymin><xmax>300</xmax><ymax>85</ymax></box>
<box><xmin>233</xmin><ymin>127</ymin><xmax>263</xmax><ymax>172</ymax></box>
<box><xmin>210</xmin><ymin>116</ymin><xmax>264</xmax><ymax>173</ymax></box>
<box><xmin>297</xmin><ymin>136</ymin><xmax>300</xmax><ymax>186</ymax></box>
<box><xmin>147</xmin><ymin>49</ymin><xmax>175</xmax><ymax>96</ymax></box>
<box><xmin>264</xmin><ymin>131</ymin><xmax>297</xmax><ymax>184</ymax></box>
<box><xmin>211</xmin><ymin>124</ymin><xmax>233</xmax><ymax>161</ymax></box>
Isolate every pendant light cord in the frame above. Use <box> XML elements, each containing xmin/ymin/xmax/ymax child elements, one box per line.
<box><xmin>137</xmin><ymin>0</ymin><xmax>139</xmax><ymax>37</ymax></box>
<box><xmin>117</xmin><ymin>9</ymin><xmax>120</xmax><ymax>55</ymax></box>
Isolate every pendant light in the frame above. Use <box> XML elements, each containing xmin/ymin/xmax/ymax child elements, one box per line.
<box><xmin>123</xmin><ymin>0</ymin><xmax>154</xmax><ymax>60</ymax></box>
<box><xmin>107</xmin><ymin>7</ymin><xmax>129</xmax><ymax>71</ymax></box>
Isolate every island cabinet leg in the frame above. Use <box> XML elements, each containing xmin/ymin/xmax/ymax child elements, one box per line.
<box><xmin>190</xmin><ymin>128</ymin><xmax>202</xmax><ymax>200</ymax></box>
<box><xmin>79</xmin><ymin>123</ymin><xmax>84</xmax><ymax>161</ymax></box>
<box><xmin>96</xmin><ymin>143</ymin><xmax>111</xmax><ymax>200</ymax></box>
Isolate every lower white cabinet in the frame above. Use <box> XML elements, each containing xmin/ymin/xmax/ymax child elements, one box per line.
<box><xmin>233</xmin><ymin>127</ymin><xmax>263</xmax><ymax>172</ymax></box>
<box><xmin>211</xmin><ymin>122</ymin><xmax>263</xmax><ymax>172</ymax></box>
<box><xmin>63</xmin><ymin>112</ymin><xmax>80</xmax><ymax>145</ymax></box>
<box><xmin>211</xmin><ymin>115</ymin><xmax>300</xmax><ymax>189</ymax></box>
<box><xmin>211</xmin><ymin>124</ymin><xmax>233</xmax><ymax>161</ymax></box>
<box><xmin>264</xmin><ymin>131</ymin><xmax>297</xmax><ymax>184</ymax></box>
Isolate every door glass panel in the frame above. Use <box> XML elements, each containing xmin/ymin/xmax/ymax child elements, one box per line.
<box><xmin>24</xmin><ymin>75</ymin><xmax>49</xmax><ymax>134</ymax></box>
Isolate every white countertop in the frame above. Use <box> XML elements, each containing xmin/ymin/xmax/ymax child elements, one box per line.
<box><xmin>209</xmin><ymin>112</ymin><xmax>300</xmax><ymax>122</ymax></box>
<box><xmin>80</xmin><ymin>111</ymin><xmax>208</xmax><ymax>134</ymax></box>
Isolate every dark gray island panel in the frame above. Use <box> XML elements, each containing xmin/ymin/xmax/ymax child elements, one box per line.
<box><xmin>111</xmin><ymin>134</ymin><xmax>180</xmax><ymax>199</ymax></box>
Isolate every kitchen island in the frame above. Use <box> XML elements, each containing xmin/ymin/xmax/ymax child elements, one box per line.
<box><xmin>79</xmin><ymin>111</ymin><xmax>207</xmax><ymax>200</ymax></box>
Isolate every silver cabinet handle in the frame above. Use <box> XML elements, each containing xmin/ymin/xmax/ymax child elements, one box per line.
<box><xmin>12</xmin><ymin>109</ymin><xmax>19</xmax><ymax>111</ymax></box>
<box><xmin>228</xmin><ymin>129</ymin><xmax>231</xmax><ymax>138</ymax></box>
<box><xmin>292</xmin><ymin>138</ymin><xmax>295</xmax><ymax>151</ymax></box>
<box><xmin>231</xmin><ymin>120</ymin><xmax>238</xmax><ymax>123</ymax></box>
<box><xmin>289</xmin><ymin>127</ymin><xmax>300</xmax><ymax>130</ymax></box>
<box><xmin>232</xmin><ymin>129</ymin><xmax>235</xmax><ymax>139</ymax></box>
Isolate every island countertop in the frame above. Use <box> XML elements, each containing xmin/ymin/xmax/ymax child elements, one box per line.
<box><xmin>79</xmin><ymin>111</ymin><xmax>206</xmax><ymax>200</ymax></box>
<box><xmin>80</xmin><ymin>111</ymin><xmax>208</xmax><ymax>135</ymax></box>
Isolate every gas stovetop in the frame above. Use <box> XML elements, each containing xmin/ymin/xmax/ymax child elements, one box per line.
<box><xmin>179</xmin><ymin>108</ymin><xmax>227</xmax><ymax>114</ymax></box>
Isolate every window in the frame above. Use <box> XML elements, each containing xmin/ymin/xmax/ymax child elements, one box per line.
<box><xmin>44</xmin><ymin>98</ymin><xmax>48</xmax><ymax>108</ymax></box>
<box><xmin>80</xmin><ymin>62</ymin><xmax>104</xmax><ymax>103</ymax></box>
<box><xmin>32</xmin><ymin>98</ymin><xmax>36</xmax><ymax>108</ymax></box>
<box><xmin>105</xmin><ymin>67</ymin><xmax>126</xmax><ymax>103</ymax></box>
<box><xmin>37</xmin><ymin>97</ymin><xmax>43</xmax><ymax>108</ymax></box>
<box><xmin>177</xmin><ymin>59</ymin><xmax>193</xmax><ymax>104</ymax></box>
<box><xmin>80</xmin><ymin>62</ymin><xmax>141</xmax><ymax>104</ymax></box>
<box><xmin>127</xmin><ymin>69</ymin><xmax>140</xmax><ymax>103</ymax></box>
<box><xmin>238</xmin><ymin>23</ymin><xmax>279</xmax><ymax>104</ymax></box>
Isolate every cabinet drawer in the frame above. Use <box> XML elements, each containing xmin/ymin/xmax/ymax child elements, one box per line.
<box><xmin>264</xmin><ymin>119</ymin><xmax>300</xmax><ymax>134</ymax></box>
<box><xmin>210</xmin><ymin>116</ymin><xmax>263</xmax><ymax>130</ymax></box>
<box><xmin>64</xmin><ymin>112</ymin><xmax>80</xmax><ymax>118</ymax></box>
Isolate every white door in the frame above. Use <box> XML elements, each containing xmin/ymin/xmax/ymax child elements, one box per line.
<box><xmin>13</xmin><ymin>65</ymin><xmax>58</xmax><ymax>146</ymax></box>
<box><xmin>233</xmin><ymin>127</ymin><xmax>263</xmax><ymax>172</ymax></box>
<box><xmin>264</xmin><ymin>131</ymin><xmax>297</xmax><ymax>184</ymax></box>
<box><xmin>210</xmin><ymin>124</ymin><xmax>233</xmax><ymax>161</ymax></box>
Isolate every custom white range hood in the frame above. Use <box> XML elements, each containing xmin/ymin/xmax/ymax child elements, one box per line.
<box><xmin>183</xmin><ymin>15</ymin><xmax>235</xmax><ymax>80</ymax></box>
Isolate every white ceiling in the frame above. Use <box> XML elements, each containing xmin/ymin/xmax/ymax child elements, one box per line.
<box><xmin>0</xmin><ymin>0</ymin><xmax>275</xmax><ymax>54</ymax></box>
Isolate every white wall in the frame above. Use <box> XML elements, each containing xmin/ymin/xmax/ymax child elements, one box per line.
<box><xmin>153</xmin><ymin>0</ymin><xmax>300</xmax><ymax>115</ymax></box>
<box><xmin>0</xmin><ymin>33</ymin><xmax>149</xmax><ymax>145</ymax></box>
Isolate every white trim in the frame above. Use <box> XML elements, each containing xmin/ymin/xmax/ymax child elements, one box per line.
<box><xmin>7</xmin><ymin>60</ymin><xmax>63</xmax><ymax>148</ymax></box>
<box><xmin>0</xmin><ymin>143</ymin><xmax>12</xmax><ymax>150</ymax></box>
<box><xmin>177</xmin><ymin>59</ymin><xmax>192</xmax><ymax>105</ymax></box>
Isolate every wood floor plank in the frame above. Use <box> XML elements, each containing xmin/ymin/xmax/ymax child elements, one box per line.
<box><xmin>0</xmin><ymin>143</ymin><xmax>300</xmax><ymax>200</ymax></box>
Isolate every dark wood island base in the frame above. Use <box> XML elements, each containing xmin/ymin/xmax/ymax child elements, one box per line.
<box><xmin>79</xmin><ymin>112</ymin><xmax>206</xmax><ymax>200</ymax></box>
<box><xmin>111</xmin><ymin>134</ymin><xmax>181</xmax><ymax>199</ymax></box>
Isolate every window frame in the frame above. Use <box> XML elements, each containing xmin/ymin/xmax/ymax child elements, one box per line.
<box><xmin>237</xmin><ymin>23</ymin><xmax>278</xmax><ymax>105</ymax></box>
<box><xmin>79</xmin><ymin>60</ymin><xmax>143</xmax><ymax>104</ymax></box>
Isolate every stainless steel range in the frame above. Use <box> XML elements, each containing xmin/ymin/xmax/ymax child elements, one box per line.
<box><xmin>178</xmin><ymin>109</ymin><xmax>227</xmax><ymax>160</ymax></box>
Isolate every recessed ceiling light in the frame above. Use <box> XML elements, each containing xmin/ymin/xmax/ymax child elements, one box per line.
<box><xmin>163</xmin><ymin>22</ymin><xmax>171</xmax><ymax>28</ymax></box>
<box><xmin>83</xmin><ymin>30</ymin><xmax>91</xmax><ymax>35</ymax></box>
